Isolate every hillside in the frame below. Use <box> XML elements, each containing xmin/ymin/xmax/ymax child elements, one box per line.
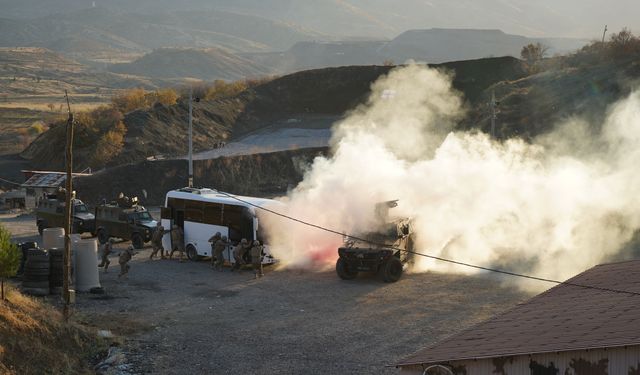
<box><xmin>21</xmin><ymin>57</ymin><xmax>527</xmax><ymax>171</ymax></box>
<box><xmin>109</xmin><ymin>48</ymin><xmax>270</xmax><ymax>80</ymax></box>
<box><xmin>0</xmin><ymin>7</ymin><xmax>323</xmax><ymax>64</ymax></box>
<box><xmin>244</xmin><ymin>29</ymin><xmax>586</xmax><ymax>73</ymax></box>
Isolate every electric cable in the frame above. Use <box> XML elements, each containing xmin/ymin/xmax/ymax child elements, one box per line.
<box><xmin>214</xmin><ymin>190</ymin><xmax>640</xmax><ymax>297</ymax></box>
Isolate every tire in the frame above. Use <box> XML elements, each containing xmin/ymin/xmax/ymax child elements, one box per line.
<box><xmin>22</xmin><ymin>280</ymin><xmax>50</xmax><ymax>289</ymax></box>
<box><xmin>27</xmin><ymin>248</ymin><xmax>46</xmax><ymax>257</ymax></box>
<box><xmin>131</xmin><ymin>233</ymin><xmax>144</xmax><ymax>249</ymax></box>
<box><xmin>22</xmin><ymin>287</ymin><xmax>49</xmax><ymax>296</ymax></box>
<box><xmin>381</xmin><ymin>257</ymin><xmax>403</xmax><ymax>283</ymax></box>
<box><xmin>186</xmin><ymin>244</ymin><xmax>199</xmax><ymax>261</ymax></box>
<box><xmin>26</xmin><ymin>268</ymin><xmax>50</xmax><ymax>276</ymax></box>
<box><xmin>336</xmin><ymin>258</ymin><xmax>358</xmax><ymax>280</ymax></box>
<box><xmin>97</xmin><ymin>229</ymin><xmax>109</xmax><ymax>245</ymax></box>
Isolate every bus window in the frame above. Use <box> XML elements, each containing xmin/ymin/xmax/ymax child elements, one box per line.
<box><xmin>185</xmin><ymin>200</ymin><xmax>203</xmax><ymax>223</ymax></box>
<box><xmin>224</xmin><ymin>205</ymin><xmax>253</xmax><ymax>241</ymax></box>
<box><xmin>203</xmin><ymin>203</ymin><xmax>223</xmax><ymax>225</ymax></box>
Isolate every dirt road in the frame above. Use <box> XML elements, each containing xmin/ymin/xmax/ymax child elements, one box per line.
<box><xmin>2</xmin><ymin>212</ymin><xmax>530</xmax><ymax>374</ymax></box>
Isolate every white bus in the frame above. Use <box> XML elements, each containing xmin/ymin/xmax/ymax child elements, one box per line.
<box><xmin>161</xmin><ymin>187</ymin><xmax>278</xmax><ymax>264</ymax></box>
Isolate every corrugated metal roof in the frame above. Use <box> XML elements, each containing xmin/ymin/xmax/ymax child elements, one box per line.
<box><xmin>21</xmin><ymin>172</ymin><xmax>66</xmax><ymax>188</ymax></box>
<box><xmin>397</xmin><ymin>259</ymin><xmax>640</xmax><ymax>367</ymax></box>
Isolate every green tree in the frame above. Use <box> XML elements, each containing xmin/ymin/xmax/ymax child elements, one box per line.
<box><xmin>0</xmin><ymin>224</ymin><xmax>20</xmax><ymax>300</ymax></box>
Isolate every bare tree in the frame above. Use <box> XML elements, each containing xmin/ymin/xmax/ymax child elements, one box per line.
<box><xmin>520</xmin><ymin>43</ymin><xmax>549</xmax><ymax>66</ymax></box>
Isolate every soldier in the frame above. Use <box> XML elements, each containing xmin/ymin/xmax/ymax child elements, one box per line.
<box><xmin>213</xmin><ymin>235</ymin><xmax>228</xmax><ymax>271</ymax></box>
<box><xmin>250</xmin><ymin>240</ymin><xmax>264</xmax><ymax>279</ymax></box>
<box><xmin>169</xmin><ymin>225</ymin><xmax>185</xmax><ymax>262</ymax></box>
<box><xmin>208</xmin><ymin>232</ymin><xmax>221</xmax><ymax>268</ymax></box>
<box><xmin>98</xmin><ymin>238</ymin><xmax>115</xmax><ymax>273</ymax></box>
<box><xmin>118</xmin><ymin>245</ymin><xmax>135</xmax><ymax>278</ymax></box>
<box><xmin>231</xmin><ymin>238</ymin><xmax>249</xmax><ymax>272</ymax></box>
<box><xmin>149</xmin><ymin>223</ymin><xmax>166</xmax><ymax>260</ymax></box>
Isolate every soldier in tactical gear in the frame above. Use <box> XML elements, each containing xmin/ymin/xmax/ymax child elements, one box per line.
<box><xmin>150</xmin><ymin>223</ymin><xmax>167</xmax><ymax>260</ymax></box>
<box><xmin>250</xmin><ymin>240</ymin><xmax>264</xmax><ymax>278</ymax></box>
<box><xmin>118</xmin><ymin>245</ymin><xmax>136</xmax><ymax>278</ymax></box>
<box><xmin>208</xmin><ymin>232</ymin><xmax>221</xmax><ymax>268</ymax></box>
<box><xmin>98</xmin><ymin>238</ymin><xmax>115</xmax><ymax>273</ymax></box>
<box><xmin>169</xmin><ymin>224</ymin><xmax>185</xmax><ymax>262</ymax></box>
<box><xmin>213</xmin><ymin>235</ymin><xmax>228</xmax><ymax>271</ymax></box>
<box><xmin>231</xmin><ymin>238</ymin><xmax>250</xmax><ymax>272</ymax></box>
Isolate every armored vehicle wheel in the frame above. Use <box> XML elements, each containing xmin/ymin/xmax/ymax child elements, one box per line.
<box><xmin>186</xmin><ymin>244</ymin><xmax>199</xmax><ymax>261</ymax></box>
<box><xmin>381</xmin><ymin>257</ymin><xmax>403</xmax><ymax>283</ymax></box>
<box><xmin>97</xmin><ymin>229</ymin><xmax>109</xmax><ymax>244</ymax></box>
<box><xmin>131</xmin><ymin>233</ymin><xmax>144</xmax><ymax>249</ymax></box>
<box><xmin>336</xmin><ymin>258</ymin><xmax>358</xmax><ymax>280</ymax></box>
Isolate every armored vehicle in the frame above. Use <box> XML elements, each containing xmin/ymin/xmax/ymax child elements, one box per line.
<box><xmin>95</xmin><ymin>195</ymin><xmax>157</xmax><ymax>249</ymax></box>
<box><xmin>35</xmin><ymin>191</ymin><xmax>95</xmax><ymax>235</ymax></box>
<box><xmin>336</xmin><ymin>200</ymin><xmax>414</xmax><ymax>283</ymax></box>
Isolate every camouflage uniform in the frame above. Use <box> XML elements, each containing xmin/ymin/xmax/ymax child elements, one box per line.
<box><xmin>250</xmin><ymin>240</ymin><xmax>264</xmax><ymax>278</ymax></box>
<box><xmin>231</xmin><ymin>238</ymin><xmax>249</xmax><ymax>272</ymax></box>
<box><xmin>169</xmin><ymin>225</ymin><xmax>185</xmax><ymax>262</ymax></box>
<box><xmin>150</xmin><ymin>224</ymin><xmax>166</xmax><ymax>260</ymax></box>
<box><xmin>98</xmin><ymin>238</ymin><xmax>114</xmax><ymax>273</ymax></box>
<box><xmin>213</xmin><ymin>236</ymin><xmax>228</xmax><ymax>271</ymax></box>
<box><xmin>118</xmin><ymin>246</ymin><xmax>135</xmax><ymax>278</ymax></box>
<box><xmin>208</xmin><ymin>232</ymin><xmax>221</xmax><ymax>268</ymax></box>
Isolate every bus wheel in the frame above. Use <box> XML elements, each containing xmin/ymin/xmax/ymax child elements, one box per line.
<box><xmin>131</xmin><ymin>233</ymin><xmax>144</xmax><ymax>249</ymax></box>
<box><xmin>186</xmin><ymin>244</ymin><xmax>199</xmax><ymax>261</ymax></box>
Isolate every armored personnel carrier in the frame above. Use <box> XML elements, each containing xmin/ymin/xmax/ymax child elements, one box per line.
<box><xmin>35</xmin><ymin>190</ymin><xmax>95</xmax><ymax>235</ymax></box>
<box><xmin>95</xmin><ymin>194</ymin><xmax>157</xmax><ymax>249</ymax></box>
<box><xmin>336</xmin><ymin>200</ymin><xmax>414</xmax><ymax>283</ymax></box>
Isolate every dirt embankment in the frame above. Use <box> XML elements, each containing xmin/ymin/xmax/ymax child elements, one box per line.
<box><xmin>74</xmin><ymin>147</ymin><xmax>327</xmax><ymax>205</ymax></box>
<box><xmin>0</xmin><ymin>288</ymin><xmax>105</xmax><ymax>374</ymax></box>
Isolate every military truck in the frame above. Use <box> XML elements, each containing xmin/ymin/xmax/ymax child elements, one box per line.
<box><xmin>35</xmin><ymin>191</ymin><xmax>95</xmax><ymax>235</ymax></box>
<box><xmin>95</xmin><ymin>195</ymin><xmax>157</xmax><ymax>249</ymax></box>
<box><xmin>336</xmin><ymin>200</ymin><xmax>414</xmax><ymax>283</ymax></box>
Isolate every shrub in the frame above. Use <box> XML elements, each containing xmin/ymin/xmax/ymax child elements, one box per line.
<box><xmin>0</xmin><ymin>223</ymin><xmax>20</xmax><ymax>300</ymax></box>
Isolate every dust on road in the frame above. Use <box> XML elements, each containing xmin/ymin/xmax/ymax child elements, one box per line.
<box><xmin>1</xmin><ymin>212</ymin><xmax>530</xmax><ymax>374</ymax></box>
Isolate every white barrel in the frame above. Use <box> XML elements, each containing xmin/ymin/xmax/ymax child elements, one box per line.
<box><xmin>42</xmin><ymin>228</ymin><xmax>65</xmax><ymax>249</ymax></box>
<box><xmin>74</xmin><ymin>239</ymin><xmax>101</xmax><ymax>292</ymax></box>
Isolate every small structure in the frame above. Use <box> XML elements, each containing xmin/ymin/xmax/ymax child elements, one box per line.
<box><xmin>20</xmin><ymin>170</ymin><xmax>91</xmax><ymax>209</ymax></box>
<box><xmin>0</xmin><ymin>189</ymin><xmax>26</xmax><ymax>209</ymax></box>
<box><xmin>395</xmin><ymin>260</ymin><xmax>640</xmax><ymax>375</ymax></box>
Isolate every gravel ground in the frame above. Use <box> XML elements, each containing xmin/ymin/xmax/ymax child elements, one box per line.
<box><xmin>2</xmin><ymin>212</ymin><xmax>531</xmax><ymax>374</ymax></box>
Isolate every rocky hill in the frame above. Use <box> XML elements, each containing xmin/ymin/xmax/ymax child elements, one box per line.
<box><xmin>109</xmin><ymin>48</ymin><xmax>270</xmax><ymax>81</ymax></box>
<box><xmin>21</xmin><ymin>56</ymin><xmax>528</xmax><ymax>171</ymax></box>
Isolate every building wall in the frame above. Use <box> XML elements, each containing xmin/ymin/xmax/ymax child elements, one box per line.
<box><xmin>399</xmin><ymin>346</ymin><xmax>640</xmax><ymax>375</ymax></box>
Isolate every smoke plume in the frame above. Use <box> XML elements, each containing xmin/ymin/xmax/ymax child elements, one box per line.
<box><xmin>262</xmin><ymin>64</ymin><xmax>640</xmax><ymax>289</ymax></box>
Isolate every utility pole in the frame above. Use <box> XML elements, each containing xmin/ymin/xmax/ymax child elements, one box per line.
<box><xmin>490</xmin><ymin>90</ymin><xmax>497</xmax><ymax>138</ymax></box>
<box><xmin>602</xmin><ymin>25</ymin><xmax>608</xmax><ymax>43</ymax></box>
<box><xmin>188</xmin><ymin>87</ymin><xmax>193</xmax><ymax>188</ymax></box>
<box><xmin>63</xmin><ymin>90</ymin><xmax>73</xmax><ymax>321</ymax></box>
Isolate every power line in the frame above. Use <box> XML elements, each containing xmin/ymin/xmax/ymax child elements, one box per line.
<box><xmin>0</xmin><ymin>176</ymin><xmax>23</xmax><ymax>186</ymax></box>
<box><xmin>214</xmin><ymin>190</ymin><xmax>640</xmax><ymax>297</ymax></box>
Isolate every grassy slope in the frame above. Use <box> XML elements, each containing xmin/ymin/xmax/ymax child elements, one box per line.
<box><xmin>0</xmin><ymin>287</ymin><xmax>104</xmax><ymax>374</ymax></box>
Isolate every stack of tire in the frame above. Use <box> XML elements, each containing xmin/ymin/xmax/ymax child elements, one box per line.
<box><xmin>49</xmin><ymin>248</ymin><xmax>64</xmax><ymax>294</ymax></box>
<box><xmin>22</xmin><ymin>249</ymin><xmax>50</xmax><ymax>296</ymax></box>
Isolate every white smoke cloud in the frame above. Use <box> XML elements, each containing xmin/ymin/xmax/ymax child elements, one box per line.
<box><xmin>262</xmin><ymin>64</ymin><xmax>640</xmax><ymax>289</ymax></box>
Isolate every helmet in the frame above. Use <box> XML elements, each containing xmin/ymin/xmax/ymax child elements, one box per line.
<box><xmin>109</xmin><ymin>238</ymin><xmax>115</xmax><ymax>243</ymax></box>
<box><xmin>127</xmin><ymin>245</ymin><xmax>134</xmax><ymax>250</ymax></box>
<box><xmin>158</xmin><ymin>225</ymin><xmax>164</xmax><ymax>231</ymax></box>
<box><xmin>215</xmin><ymin>232</ymin><xmax>221</xmax><ymax>238</ymax></box>
<box><xmin>253</xmin><ymin>240</ymin><xmax>260</xmax><ymax>246</ymax></box>
<box><xmin>221</xmin><ymin>235</ymin><xmax>227</xmax><ymax>241</ymax></box>
<box><xmin>240</xmin><ymin>238</ymin><xmax>248</xmax><ymax>245</ymax></box>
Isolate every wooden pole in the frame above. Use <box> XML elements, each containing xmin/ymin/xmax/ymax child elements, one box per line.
<box><xmin>63</xmin><ymin>90</ymin><xmax>74</xmax><ymax>320</ymax></box>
